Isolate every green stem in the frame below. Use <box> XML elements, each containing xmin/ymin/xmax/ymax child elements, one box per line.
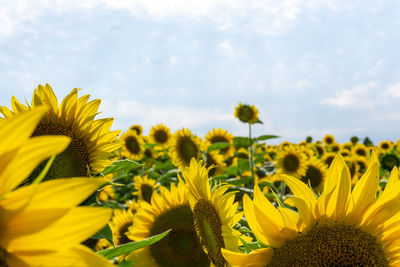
<box><xmin>249</xmin><ymin>123</ymin><xmax>255</xmax><ymax>184</ymax></box>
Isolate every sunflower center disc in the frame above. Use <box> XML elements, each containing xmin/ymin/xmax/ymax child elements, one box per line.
<box><xmin>382</xmin><ymin>154</ymin><xmax>399</xmax><ymax>170</ymax></box>
<box><xmin>193</xmin><ymin>199</ymin><xmax>225</xmax><ymax>267</ymax></box>
<box><xmin>154</xmin><ymin>130</ymin><xmax>168</xmax><ymax>143</ymax></box>
<box><xmin>125</xmin><ymin>136</ymin><xmax>140</xmax><ymax>154</ymax></box>
<box><xmin>282</xmin><ymin>154</ymin><xmax>300</xmax><ymax>172</ymax></box>
<box><xmin>301</xmin><ymin>165</ymin><xmax>322</xmax><ymax>189</ymax></box>
<box><xmin>117</xmin><ymin>222</ymin><xmax>133</xmax><ymax>246</ymax></box>
<box><xmin>0</xmin><ymin>248</ymin><xmax>8</xmax><ymax>267</ymax></box>
<box><xmin>149</xmin><ymin>205</ymin><xmax>209</xmax><ymax>267</ymax></box>
<box><xmin>178</xmin><ymin>137</ymin><xmax>198</xmax><ymax>166</ymax></box>
<box><xmin>29</xmin><ymin>123</ymin><xmax>89</xmax><ymax>181</ymax></box>
<box><xmin>238</xmin><ymin>106</ymin><xmax>254</xmax><ymax>122</ymax></box>
<box><xmin>140</xmin><ymin>184</ymin><xmax>154</xmax><ymax>203</ymax></box>
<box><xmin>267</xmin><ymin>224</ymin><xmax>388</xmax><ymax>267</ymax></box>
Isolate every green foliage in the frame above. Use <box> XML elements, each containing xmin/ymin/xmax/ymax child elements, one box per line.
<box><xmin>97</xmin><ymin>229</ymin><xmax>171</xmax><ymax>260</ymax></box>
<box><xmin>102</xmin><ymin>160</ymin><xmax>142</xmax><ymax>175</ymax></box>
<box><xmin>92</xmin><ymin>224</ymin><xmax>115</xmax><ymax>247</ymax></box>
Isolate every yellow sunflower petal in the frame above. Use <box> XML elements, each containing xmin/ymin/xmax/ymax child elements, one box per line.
<box><xmin>7</xmin><ymin>245</ymin><xmax>114</xmax><ymax>267</ymax></box>
<box><xmin>0</xmin><ymin>135</ymin><xmax>70</xmax><ymax>195</ymax></box>
<box><xmin>0</xmin><ymin>208</ymin><xmax>69</xmax><ymax>244</ymax></box>
<box><xmin>0</xmin><ymin>106</ymin><xmax>47</xmax><ymax>155</ymax></box>
<box><xmin>221</xmin><ymin>247</ymin><xmax>273</xmax><ymax>267</ymax></box>
<box><xmin>1</xmin><ymin>178</ymin><xmax>108</xmax><ymax>210</ymax></box>
<box><xmin>7</xmin><ymin>207</ymin><xmax>111</xmax><ymax>252</ymax></box>
<box><xmin>346</xmin><ymin>153</ymin><xmax>379</xmax><ymax>224</ymax></box>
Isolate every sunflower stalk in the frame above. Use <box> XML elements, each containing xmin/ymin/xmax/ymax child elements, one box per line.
<box><xmin>248</xmin><ymin>123</ymin><xmax>255</xmax><ymax>185</ymax></box>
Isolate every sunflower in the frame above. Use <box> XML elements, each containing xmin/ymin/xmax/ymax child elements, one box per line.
<box><xmin>322</xmin><ymin>134</ymin><xmax>335</xmax><ymax>145</ymax></box>
<box><xmin>204</xmin><ymin>151</ymin><xmax>227</xmax><ymax>177</ymax></box>
<box><xmin>133</xmin><ymin>175</ymin><xmax>159</xmax><ymax>203</ymax></box>
<box><xmin>234</xmin><ymin>103</ymin><xmax>259</xmax><ymax>124</ymax></box>
<box><xmin>181</xmin><ymin>159</ymin><xmax>243</xmax><ymax>267</ymax></box>
<box><xmin>300</xmin><ymin>158</ymin><xmax>327</xmax><ymax>193</ymax></box>
<box><xmin>380</xmin><ymin>152</ymin><xmax>400</xmax><ymax>171</ymax></box>
<box><xmin>379</xmin><ymin>140</ymin><xmax>393</xmax><ymax>153</ymax></box>
<box><xmin>0</xmin><ymin>84</ymin><xmax>121</xmax><ymax>180</ymax></box>
<box><xmin>149</xmin><ymin>123</ymin><xmax>172</xmax><ymax>148</ymax></box>
<box><xmin>313</xmin><ymin>142</ymin><xmax>325</xmax><ymax>157</ymax></box>
<box><xmin>130</xmin><ymin>124</ymin><xmax>143</xmax><ymax>135</ymax></box>
<box><xmin>170</xmin><ymin>128</ymin><xmax>202</xmax><ymax>169</ymax></box>
<box><xmin>109</xmin><ymin>209</ymin><xmax>135</xmax><ymax>246</ymax></box>
<box><xmin>0</xmin><ymin>107</ymin><xmax>113</xmax><ymax>266</ymax></box>
<box><xmin>205</xmin><ymin>128</ymin><xmax>234</xmax><ymax>159</ymax></box>
<box><xmin>275</xmin><ymin>147</ymin><xmax>307</xmax><ymax>177</ymax></box>
<box><xmin>322</xmin><ymin>152</ymin><xmax>336</xmax><ymax>167</ymax></box>
<box><xmin>339</xmin><ymin>148</ymin><xmax>351</xmax><ymax>158</ymax></box>
<box><xmin>222</xmin><ymin>153</ymin><xmax>400</xmax><ymax>266</ymax></box>
<box><xmin>126</xmin><ymin>182</ymin><xmax>210</xmax><ymax>267</ymax></box>
<box><xmin>352</xmin><ymin>143</ymin><xmax>369</xmax><ymax>157</ymax></box>
<box><xmin>120</xmin><ymin>129</ymin><xmax>144</xmax><ymax>160</ymax></box>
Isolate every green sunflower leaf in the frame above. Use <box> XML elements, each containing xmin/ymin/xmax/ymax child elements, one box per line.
<box><xmin>233</xmin><ymin>137</ymin><xmax>252</xmax><ymax>148</ymax></box>
<box><xmin>102</xmin><ymin>160</ymin><xmax>142</xmax><ymax>175</ymax></box>
<box><xmin>207</xmin><ymin>142</ymin><xmax>230</xmax><ymax>152</ymax></box>
<box><xmin>97</xmin><ymin>229</ymin><xmax>171</xmax><ymax>259</ymax></box>
<box><xmin>254</xmin><ymin>135</ymin><xmax>280</xmax><ymax>142</ymax></box>
<box><xmin>92</xmin><ymin>224</ymin><xmax>115</xmax><ymax>247</ymax></box>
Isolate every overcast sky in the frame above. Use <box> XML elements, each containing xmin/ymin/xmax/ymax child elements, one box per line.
<box><xmin>1</xmin><ymin>0</ymin><xmax>400</xmax><ymax>144</ymax></box>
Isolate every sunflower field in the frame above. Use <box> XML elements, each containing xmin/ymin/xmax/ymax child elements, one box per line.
<box><xmin>2</xmin><ymin>84</ymin><xmax>400</xmax><ymax>266</ymax></box>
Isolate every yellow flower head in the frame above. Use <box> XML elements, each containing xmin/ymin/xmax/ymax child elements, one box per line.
<box><xmin>182</xmin><ymin>159</ymin><xmax>243</xmax><ymax>267</ymax></box>
<box><xmin>223</xmin><ymin>153</ymin><xmax>400</xmax><ymax>266</ymax></box>
<box><xmin>170</xmin><ymin>128</ymin><xmax>202</xmax><ymax>169</ymax></box>
<box><xmin>120</xmin><ymin>129</ymin><xmax>144</xmax><ymax>160</ymax></box>
<box><xmin>205</xmin><ymin>128</ymin><xmax>234</xmax><ymax>159</ymax></box>
<box><xmin>234</xmin><ymin>103</ymin><xmax>259</xmax><ymax>124</ymax></box>
<box><xmin>0</xmin><ymin>107</ymin><xmax>113</xmax><ymax>266</ymax></box>
<box><xmin>149</xmin><ymin>123</ymin><xmax>172</xmax><ymax>148</ymax></box>
<box><xmin>129</xmin><ymin>124</ymin><xmax>143</xmax><ymax>135</ymax></box>
<box><xmin>0</xmin><ymin>84</ymin><xmax>121</xmax><ymax>179</ymax></box>
<box><xmin>133</xmin><ymin>175</ymin><xmax>159</xmax><ymax>203</ymax></box>
<box><xmin>109</xmin><ymin>209</ymin><xmax>135</xmax><ymax>246</ymax></box>
<box><xmin>127</xmin><ymin>181</ymin><xmax>210</xmax><ymax>267</ymax></box>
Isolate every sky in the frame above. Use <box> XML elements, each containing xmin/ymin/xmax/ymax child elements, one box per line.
<box><xmin>0</xmin><ymin>0</ymin><xmax>399</xmax><ymax>144</ymax></box>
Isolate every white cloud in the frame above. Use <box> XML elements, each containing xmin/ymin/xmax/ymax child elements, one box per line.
<box><xmin>169</xmin><ymin>56</ymin><xmax>177</xmax><ymax>66</ymax></box>
<box><xmin>0</xmin><ymin>0</ymin><xmax>352</xmax><ymax>41</ymax></box>
<box><xmin>383</xmin><ymin>82</ymin><xmax>400</xmax><ymax>98</ymax></box>
<box><xmin>321</xmin><ymin>82</ymin><xmax>377</xmax><ymax>107</ymax></box>
<box><xmin>101</xmin><ymin>99</ymin><xmax>236</xmax><ymax>134</ymax></box>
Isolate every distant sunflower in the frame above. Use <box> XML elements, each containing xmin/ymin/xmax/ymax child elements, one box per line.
<box><xmin>222</xmin><ymin>153</ymin><xmax>400</xmax><ymax>266</ymax></box>
<box><xmin>322</xmin><ymin>152</ymin><xmax>336</xmax><ymax>167</ymax></box>
<box><xmin>379</xmin><ymin>141</ymin><xmax>393</xmax><ymax>153</ymax></box>
<box><xmin>204</xmin><ymin>151</ymin><xmax>227</xmax><ymax>177</ymax></box>
<box><xmin>234</xmin><ymin>103</ymin><xmax>259</xmax><ymax>124</ymax></box>
<box><xmin>300</xmin><ymin>158</ymin><xmax>327</xmax><ymax>193</ymax></box>
<box><xmin>182</xmin><ymin>159</ymin><xmax>243</xmax><ymax>267</ymax></box>
<box><xmin>322</xmin><ymin>134</ymin><xmax>335</xmax><ymax>145</ymax></box>
<box><xmin>170</xmin><ymin>128</ymin><xmax>202</xmax><ymax>169</ymax></box>
<box><xmin>353</xmin><ymin>143</ymin><xmax>368</xmax><ymax>157</ymax></box>
<box><xmin>126</xmin><ymin>182</ymin><xmax>210</xmax><ymax>267</ymax></box>
<box><xmin>109</xmin><ymin>209</ymin><xmax>135</xmax><ymax>246</ymax></box>
<box><xmin>276</xmin><ymin>147</ymin><xmax>307</xmax><ymax>177</ymax></box>
<box><xmin>0</xmin><ymin>107</ymin><xmax>113</xmax><ymax>266</ymax></box>
<box><xmin>130</xmin><ymin>124</ymin><xmax>143</xmax><ymax>135</ymax></box>
<box><xmin>380</xmin><ymin>152</ymin><xmax>400</xmax><ymax>171</ymax></box>
<box><xmin>120</xmin><ymin>130</ymin><xmax>144</xmax><ymax>160</ymax></box>
<box><xmin>0</xmin><ymin>84</ymin><xmax>121</xmax><ymax>179</ymax></box>
<box><xmin>313</xmin><ymin>143</ymin><xmax>325</xmax><ymax>157</ymax></box>
<box><xmin>133</xmin><ymin>175</ymin><xmax>159</xmax><ymax>203</ymax></box>
<box><xmin>149</xmin><ymin>123</ymin><xmax>172</xmax><ymax>148</ymax></box>
<box><xmin>205</xmin><ymin>128</ymin><xmax>234</xmax><ymax>159</ymax></box>
<box><xmin>339</xmin><ymin>148</ymin><xmax>351</xmax><ymax>158</ymax></box>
